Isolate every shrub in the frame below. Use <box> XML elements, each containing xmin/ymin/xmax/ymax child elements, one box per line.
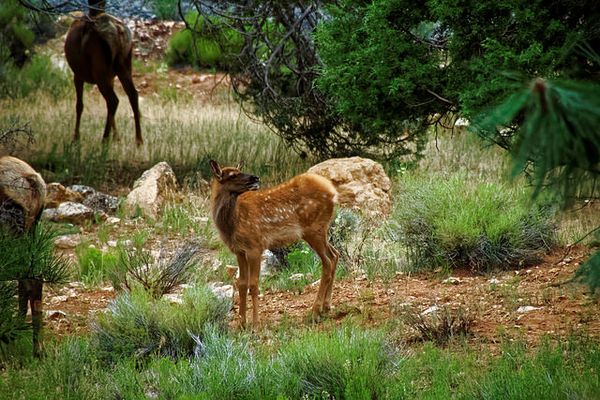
<box><xmin>0</xmin><ymin>53</ymin><xmax>69</xmax><ymax>99</ymax></box>
<box><xmin>165</xmin><ymin>12</ymin><xmax>243</xmax><ymax>70</ymax></box>
<box><xmin>275</xmin><ymin>327</ymin><xmax>395</xmax><ymax>399</ymax></box>
<box><xmin>398</xmin><ymin>305</ymin><xmax>474</xmax><ymax>345</ymax></box>
<box><xmin>109</xmin><ymin>244</ymin><xmax>201</xmax><ymax>298</ymax></box>
<box><xmin>92</xmin><ymin>285</ymin><xmax>230</xmax><ymax>361</ymax></box>
<box><xmin>394</xmin><ymin>173</ymin><xmax>556</xmax><ymax>272</ymax></box>
<box><xmin>151</xmin><ymin>0</ymin><xmax>179</xmax><ymax>20</ymax></box>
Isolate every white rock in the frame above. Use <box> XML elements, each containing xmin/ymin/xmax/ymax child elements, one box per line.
<box><xmin>43</xmin><ymin>202</ymin><xmax>96</xmax><ymax>225</ymax></box>
<box><xmin>125</xmin><ymin>161</ymin><xmax>177</xmax><ymax>218</ymax></box>
<box><xmin>54</xmin><ymin>234</ymin><xmax>81</xmax><ymax>249</ymax></box>
<box><xmin>46</xmin><ymin>310</ymin><xmax>67</xmax><ymax>319</ymax></box>
<box><xmin>442</xmin><ymin>277</ymin><xmax>461</xmax><ymax>285</ymax></box>
<box><xmin>50</xmin><ymin>295</ymin><xmax>69</xmax><ymax>304</ymax></box>
<box><xmin>107</xmin><ymin>240</ymin><xmax>118</xmax><ymax>247</ymax></box>
<box><xmin>289</xmin><ymin>273</ymin><xmax>305</xmax><ymax>281</ymax></box>
<box><xmin>517</xmin><ymin>306</ymin><xmax>542</xmax><ymax>313</ymax></box>
<box><xmin>163</xmin><ymin>293</ymin><xmax>184</xmax><ymax>304</ymax></box>
<box><xmin>488</xmin><ymin>278</ymin><xmax>501</xmax><ymax>285</ymax></box>
<box><xmin>106</xmin><ymin>216</ymin><xmax>121</xmax><ymax>224</ymax></box>
<box><xmin>421</xmin><ymin>305</ymin><xmax>440</xmax><ymax>316</ymax></box>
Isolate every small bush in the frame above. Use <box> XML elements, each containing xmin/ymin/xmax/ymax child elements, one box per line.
<box><xmin>394</xmin><ymin>173</ymin><xmax>556</xmax><ymax>272</ymax></box>
<box><xmin>275</xmin><ymin>327</ymin><xmax>395</xmax><ymax>399</ymax></box>
<box><xmin>151</xmin><ymin>0</ymin><xmax>179</xmax><ymax>20</ymax></box>
<box><xmin>92</xmin><ymin>285</ymin><xmax>230</xmax><ymax>361</ymax></box>
<box><xmin>0</xmin><ymin>53</ymin><xmax>69</xmax><ymax>99</ymax></box>
<box><xmin>165</xmin><ymin>12</ymin><xmax>243</xmax><ymax>70</ymax></box>
<box><xmin>109</xmin><ymin>244</ymin><xmax>200</xmax><ymax>298</ymax></box>
<box><xmin>398</xmin><ymin>305</ymin><xmax>474</xmax><ymax>345</ymax></box>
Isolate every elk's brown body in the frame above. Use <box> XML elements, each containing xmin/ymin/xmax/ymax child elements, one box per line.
<box><xmin>64</xmin><ymin>9</ymin><xmax>142</xmax><ymax>145</ymax></box>
<box><xmin>0</xmin><ymin>156</ymin><xmax>47</xmax><ymax>356</ymax></box>
<box><xmin>210</xmin><ymin>161</ymin><xmax>339</xmax><ymax>327</ymax></box>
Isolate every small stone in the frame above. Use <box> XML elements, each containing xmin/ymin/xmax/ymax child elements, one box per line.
<box><xmin>50</xmin><ymin>295</ymin><xmax>68</xmax><ymax>304</ymax></box>
<box><xmin>517</xmin><ymin>305</ymin><xmax>542</xmax><ymax>313</ymax></box>
<box><xmin>289</xmin><ymin>273</ymin><xmax>305</xmax><ymax>281</ymax></box>
<box><xmin>54</xmin><ymin>234</ymin><xmax>81</xmax><ymax>249</ymax></box>
<box><xmin>100</xmin><ymin>286</ymin><xmax>114</xmax><ymax>292</ymax></box>
<box><xmin>46</xmin><ymin>310</ymin><xmax>67</xmax><ymax>320</ymax></box>
<box><xmin>163</xmin><ymin>293</ymin><xmax>183</xmax><ymax>304</ymax></box>
<box><xmin>106</xmin><ymin>216</ymin><xmax>121</xmax><ymax>224</ymax></box>
<box><xmin>442</xmin><ymin>277</ymin><xmax>460</xmax><ymax>285</ymax></box>
<box><xmin>421</xmin><ymin>305</ymin><xmax>439</xmax><ymax>316</ymax></box>
<box><xmin>488</xmin><ymin>278</ymin><xmax>501</xmax><ymax>285</ymax></box>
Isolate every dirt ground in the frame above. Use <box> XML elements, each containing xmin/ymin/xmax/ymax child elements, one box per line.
<box><xmin>43</xmin><ymin>245</ymin><xmax>599</xmax><ymax>348</ymax></box>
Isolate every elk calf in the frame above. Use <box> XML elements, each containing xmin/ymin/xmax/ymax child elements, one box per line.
<box><xmin>209</xmin><ymin>160</ymin><xmax>339</xmax><ymax>327</ymax></box>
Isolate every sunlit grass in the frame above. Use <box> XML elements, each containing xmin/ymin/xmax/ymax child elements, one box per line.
<box><xmin>0</xmin><ymin>87</ymin><xmax>311</xmax><ymax>186</ymax></box>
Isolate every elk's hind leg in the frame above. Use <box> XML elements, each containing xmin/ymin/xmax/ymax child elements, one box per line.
<box><xmin>117</xmin><ymin>57</ymin><xmax>143</xmax><ymax>146</ymax></box>
<box><xmin>73</xmin><ymin>77</ymin><xmax>84</xmax><ymax>143</ymax></box>
<box><xmin>323</xmin><ymin>242</ymin><xmax>339</xmax><ymax>312</ymax></box>
<box><xmin>97</xmin><ymin>78</ymin><xmax>119</xmax><ymax>143</ymax></box>
<box><xmin>304</xmin><ymin>231</ymin><xmax>334</xmax><ymax>320</ymax></box>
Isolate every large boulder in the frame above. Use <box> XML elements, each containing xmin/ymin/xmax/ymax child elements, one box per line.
<box><xmin>125</xmin><ymin>162</ymin><xmax>177</xmax><ymax>218</ymax></box>
<box><xmin>308</xmin><ymin>157</ymin><xmax>392</xmax><ymax>217</ymax></box>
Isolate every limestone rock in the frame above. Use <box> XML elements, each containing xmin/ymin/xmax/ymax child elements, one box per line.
<box><xmin>43</xmin><ymin>201</ymin><xmax>96</xmax><ymax>224</ymax></box>
<box><xmin>54</xmin><ymin>234</ymin><xmax>81</xmax><ymax>249</ymax></box>
<box><xmin>45</xmin><ymin>182</ymin><xmax>83</xmax><ymax>208</ymax></box>
<box><xmin>66</xmin><ymin>184</ymin><xmax>96</xmax><ymax>199</ymax></box>
<box><xmin>83</xmin><ymin>191</ymin><xmax>119</xmax><ymax>213</ymax></box>
<box><xmin>308</xmin><ymin>157</ymin><xmax>392</xmax><ymax>217</ymax></box>
<box><xmin>125</xmin><ymin>162</ymin><xmax>177</xmax><ymax>218</ymax></box>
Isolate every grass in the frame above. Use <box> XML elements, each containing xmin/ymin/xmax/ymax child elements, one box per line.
<box><xmin>0</xmin><ymin>85</ymin><xmax>311</xmax><ymax>188</ymax></box>
<box><xmin>393</xmin><ymin>172</ymin><xmax>556</xmax><ymax>272</ymax></box>
<box><xmin>1</xmin><ymin>327</ymin><xmax>599</xmax><ymax>399</ymax></box>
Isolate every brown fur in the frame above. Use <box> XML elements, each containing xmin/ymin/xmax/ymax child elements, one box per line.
<box><xmin>0</xmin><ymin>156</ymin><xmax>47</xmax><ymax>356</ymax></box>
<box><xmin>210</xmin><ymin>160</ymin><xmax>340</xmax><ymax>327</ymax></box>
<box><xmin>64</xmin><ymin>12</ymin><xmax>143</xmax><ymax>146</ymax></box>
<box><xmin>0</xmin><ymin>156</ymin><xmax>46</xmax><ymax>231</ymax></box>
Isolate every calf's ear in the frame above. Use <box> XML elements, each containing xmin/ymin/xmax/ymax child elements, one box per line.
<box><xmin>209</xmin><ymin>160</ymin><xmax>223</xmax><ymax>181</ymax></box>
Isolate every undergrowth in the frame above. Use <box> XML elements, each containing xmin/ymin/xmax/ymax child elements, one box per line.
<box><xmin>394</xmin><ymin>172</ymin><xmax>556</xmax><ymax>272</ymax></box>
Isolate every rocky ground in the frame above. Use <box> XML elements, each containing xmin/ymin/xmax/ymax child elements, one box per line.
<box><xmin>43</xmin><ymin>243</ymin><xmax>599</xmax><ymax>349</ymax></box>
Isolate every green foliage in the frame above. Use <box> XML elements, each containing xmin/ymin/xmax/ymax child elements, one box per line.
<box><xmin>109</xmin><ymin>244</ymin><xmax>200</xmax><ymax>298</ymax></box>
<box><xmin>262</xmin><ymin>242</ymin><xmax>347</xmax><ymax>293</ymax></box>
<box><xmin>394</xmin><ymin>173</ymin><xmax>555</xmax><ymax>272</ymax></box>
<box><xmin>92</xmin><ymin>285</ymin><xmax>230</xmax><ymax>361</ymax></box>
<box><xmin>1</xmin><ymin>327</ymin><xmax>600</xmax><ymax>399</ymax></box>
<box><xmin>0</xmin><ymin>54</ymin><xmax>69</xmax><ymax>99</ymax></box>
<box><xmin>0</xmin><ymin>224</ymin><xmax>70</xmax><ymax>353</ymax></box>
<box><xmin>316</xmin><ymin>0</ymin><xmax>600</xmax><ymax>159</ymax></box>
<box><xmin>275</xmin><ymin>328</ymin><xmax>393</xmax><ymax>399</ymax></box>
<box><xmin>574</xmin><ymin>245</ymin><xmax>600</xmax><ymax>297</ymax></box>
<box><xmin>0</xmin><ymin>224</ymin><xmax>71</xmax><ymax>284</ymax></box>
<box><xmin>36</xmin><ymin>142</ymin><xmax>111</xmax><ymax>186</ymax></box>
<box><xmin>75</xmin><ymin>244</ymin><xmax>120</xmax><ymax>286</ymax></box>
<box><xmin>474</xmin><ymin>78</ymin><xmax>600</xmax><ymax>204</ymax></box>
<box><xmin>151</xmin><ymin>0</ymin><xmax>179</xmax><ymax>20</ymax></box>
<box><xmin>0</xmin><ymin>282</ymin><xmax>28</xmax><ymax>355</ymax></box>
<box><xmin>166</xmin><ymin>12</ymin><xmax>243</xmax><ymax>70</ymax></box>
<box><xmin>0</xmin><ymin>0</ymin><xmax>34</xmax><ymax>68</ymax></box>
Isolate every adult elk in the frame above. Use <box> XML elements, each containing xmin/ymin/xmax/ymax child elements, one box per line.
<box><xmin>209</xmin><ymin>160</ymin><xmax>339</xmax><ymax>327</ymax></box>
<box><xmin>64</xmin><ymin>1</ymin><xmax>143</xmax><ymax>146</ymax></box>
<box><xmin>0</xmin><ymin>156</ymin><xmax>47</xmax><ymax>356</ymax></box>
